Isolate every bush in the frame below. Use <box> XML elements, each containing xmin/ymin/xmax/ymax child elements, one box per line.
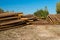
<box><xmin>56</xmin><ymin>2</ymin><xmax>60</xmax><ymax>14</ymax></box>
<box><xmin>0</xmin><ymin>8</ymin><xmax>4</xmax><ymax>13</ymax></box>
<box><xmin>34</xmin><ymin>7</ymin><xmax>49</xmax><ymax>19</ymax></box>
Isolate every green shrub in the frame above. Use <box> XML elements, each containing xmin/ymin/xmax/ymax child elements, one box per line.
<box><xmin>56</xmin><ymin>2</ymin><xmax>60</xmax><ymax>14</ymax></box>
<box><xmin>0</xmin><ymin>8</ymin><xmax>4</xmax><ymax>13</ymax></box>
<box><xmin>34</xmin><ymin>7</ymin><xmax>49</xmax><ymax>19</ymax></box>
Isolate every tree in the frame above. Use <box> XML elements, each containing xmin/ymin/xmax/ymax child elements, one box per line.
<box><xmin>56</xmin><ymin>2</ymin><xmax>60</xmax><ymax>14</ymax></box>
<box><xmin>34</xmin><ymin>7</ymin><xmax>49</xmax><ymax>19</ymax></box>
<box><xmin>0</xmin><ymin>8</ymin><xmax>4</xmax><ymax>13</ymax></box>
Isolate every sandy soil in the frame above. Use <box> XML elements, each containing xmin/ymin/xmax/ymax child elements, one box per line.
<box><xmin>0</xmin><ymin>25</ymin><xmax>60</xmax><ymax>40</ymax></box>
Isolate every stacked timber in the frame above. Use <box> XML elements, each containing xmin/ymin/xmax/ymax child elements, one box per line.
<box><xmin>47</xmin><ymin>14</ymin><xmax>60</xmax><ymax>24</ymax></box>
<box><xmin>0</xmin><ymin>12</ymin><xmax>24</xmax><ymax>27</ymax></box>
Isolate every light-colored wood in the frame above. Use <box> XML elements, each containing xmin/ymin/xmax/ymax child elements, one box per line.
<box><xmin>0</xmin><ymin>20</ymin><xmax>22</xmax><ymax>25</ymax></box>
<box><xmin>0</xmin><ymin>17</ymin><xmax>18</xmax><ymax>20</ymax></box>
<box><xmin>0</xmin><ymin>12</ymin><xmax>23</xmax><ymax>17</ymax></box>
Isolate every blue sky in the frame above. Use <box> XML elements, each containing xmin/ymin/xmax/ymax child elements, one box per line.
<box><xmin>0</xmin><ymin>0</ymin><xmax>60</xmax><ymax>14</ymax></box>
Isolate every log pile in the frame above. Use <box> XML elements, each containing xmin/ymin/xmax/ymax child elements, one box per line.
<box><xmin>0</xmin><ymin>12</ymin><xmax>24</xmax><ymax>28</ymax></box>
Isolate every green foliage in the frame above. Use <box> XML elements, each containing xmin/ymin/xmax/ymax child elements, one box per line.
<box><xmin>6</xmin><ymin>11</ymin><xmax>9</xmax><ymax>12</ymax></box>
<box><xmin>34</xmin><ymin>7</ymin><xmax>49</xmax><ymax>19</ymax></box>
<box><xmin>0</xmin><ymin>8</ymin><xmax>4</xmax><ymax>13</ymax></box>
<box><xmin>56</xmin><ymin>2</ymin><xmax>60</xmax><ymax>14</ymax></box>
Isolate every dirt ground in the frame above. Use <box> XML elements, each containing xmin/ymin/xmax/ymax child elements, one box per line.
<box><xmin>0</xmin><ymin>25</ymin><xmax>60</xmax><ymax>40</ymax></box>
